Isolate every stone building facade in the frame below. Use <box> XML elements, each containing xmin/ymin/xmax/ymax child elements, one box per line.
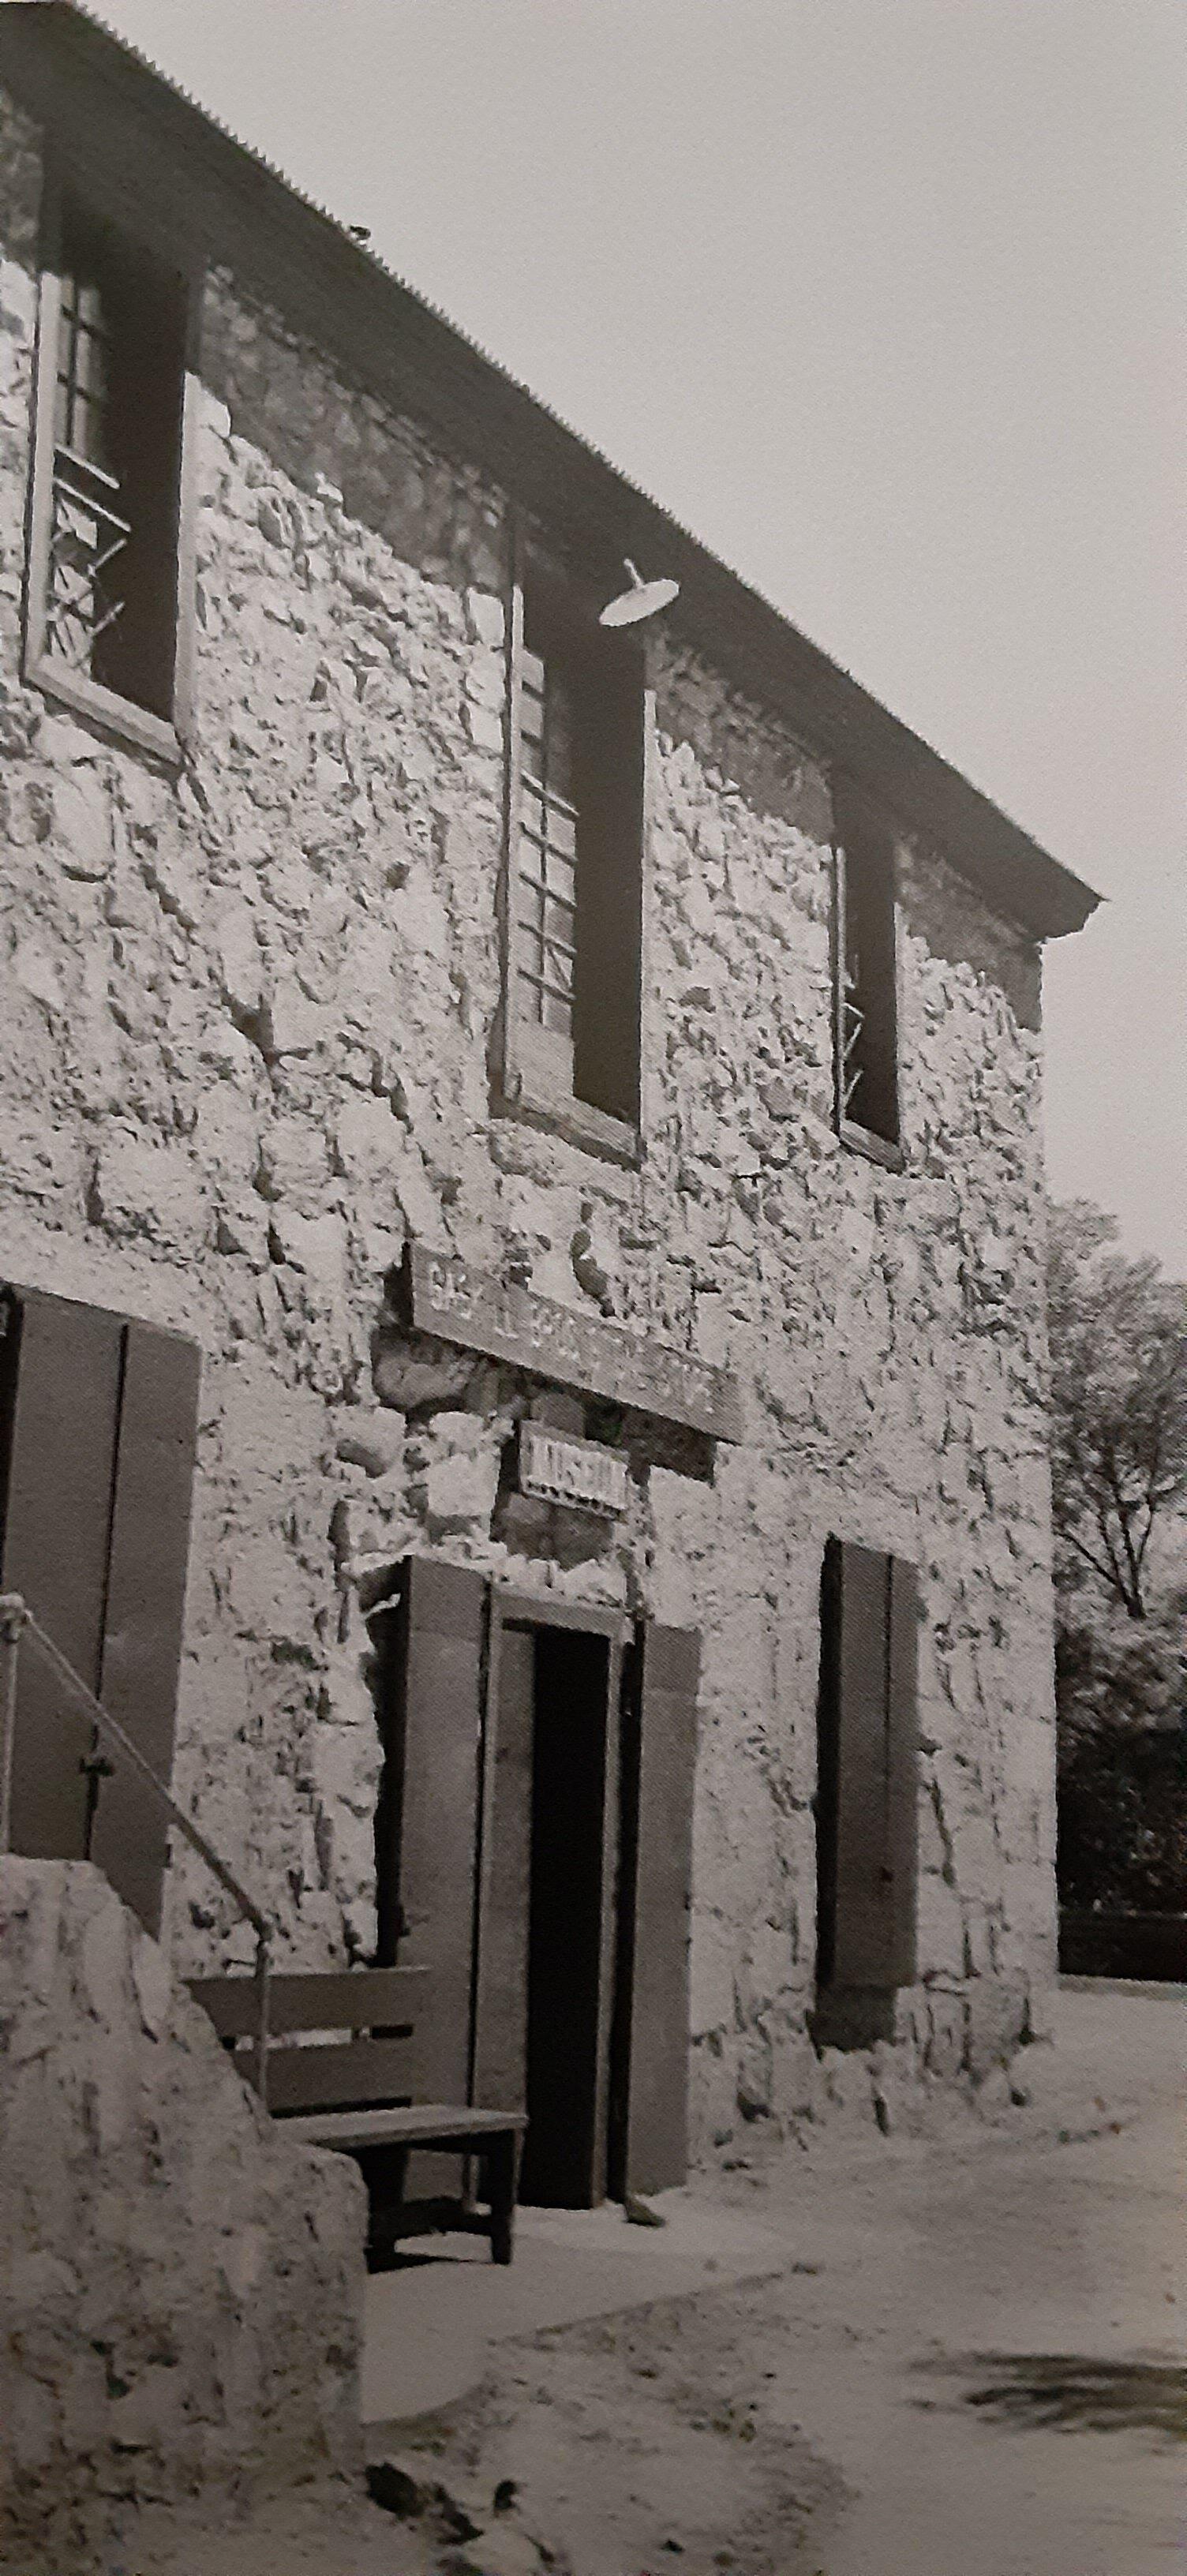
<box><xmin>0</xmin><ymin>9</ymin><xmax>1098</xmax><ymax>2188</ymax></box>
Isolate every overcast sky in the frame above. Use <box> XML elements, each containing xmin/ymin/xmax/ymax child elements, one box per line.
<box><xmin>93</xmin><ymin>0</ymin><xmax>1186</xmax><ymax>1273</ymax></box>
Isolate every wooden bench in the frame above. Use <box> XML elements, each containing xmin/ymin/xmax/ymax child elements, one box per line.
<box><xmin>186</xmin><ymin>1965</ymin><xmax>526</xmax><ymax>2265</ymax></box>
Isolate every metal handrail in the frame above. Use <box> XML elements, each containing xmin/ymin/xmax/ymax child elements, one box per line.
<box><xmin>0</xmin><ymin>1594</ymin><xmax>274</xmax><ymax>2101</ymax></box>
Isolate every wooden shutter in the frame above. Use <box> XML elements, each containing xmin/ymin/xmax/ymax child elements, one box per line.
<box><xmin>393</xmin><ymin>1557</ymin><xmax>486</xmax><ymax>2107</ymax></box>
<box><xmin>817</xmin><ymin>1541</ymin><xmax>918</xmax><ymax>1990</ymax></box>
<box><xmin>471</xmin><ymin>1618</ymin><xmax>534</xmax><ymax>2110</ymax></box>
<box><xmin>0</xmin><ymin>1286</ymin><xmax>125</xmax><ymax>1863</ymax></box>
<box><xmin>89</xmin><ymin>1320</ymin><xmax>200</xmax><ymax>1934</ymax></box>
<box><xmin>885</xmin><ymin>1556</ymin><xmax>919</xmax><ymax>1986</ymax></box>
<box><xmin>0</xmin><ymin>1286</ymin><xmax>200</xmax><ymax>1933</ymax></box>
<box><xmin>613</xmin><ymin>1622</ymin><xmax>700</xmax><ymax>2198</ymax></box>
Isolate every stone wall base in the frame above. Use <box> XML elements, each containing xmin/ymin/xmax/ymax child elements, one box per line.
<box><xmin>691</xmin><ymin>1973</ymin><xmax>1039</xmax><ymax>2161</ymax></box>
<box><xmin>0</xmin><ymin>1859</ymin><xmax>365</xmax><ymax>2570</ymax></box>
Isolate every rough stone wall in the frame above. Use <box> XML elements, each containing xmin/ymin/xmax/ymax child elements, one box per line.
<box><xmin>0</xmin><ymin>83</ymin><xmax>1057</xmax><ymax>2151</ymax></box>
<box><xmin>0</xmin><ymin>1859</ymin><xmax>364</xmax><ymax>2569</ymax></box>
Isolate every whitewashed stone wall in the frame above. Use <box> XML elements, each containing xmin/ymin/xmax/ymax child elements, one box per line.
<box><xmin>0</xmin><ymin>1859</ymin><xmax>364</xmax><ymax>2569</ymax></box>
<box><xmin>0</xmin><ymin>87</ymin><xmax>1057</xmax><ymax>2151</ymax></box>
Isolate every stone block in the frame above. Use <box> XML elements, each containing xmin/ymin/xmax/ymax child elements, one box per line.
<box><xmin>257</xmin><ymin>1114</ymin><xmax>331</xmax><ymax>1204</ymax></box>
<box><xmin>462</xmin><ymin>696</ymin><xmax>504</xmax><ymax>753</ymax></box>
<box><xmin>465</xmin><ymin>586</ymin><xmax>504</xmax><ymax>648</ymax></box>
<box><xmin>424</xmin><ymin>1441</ymin><xmax>500</xmax><ymax>1537</ymax></box>
<box><xmin>194</xmin><ymin>1080</ymin><xmax>261</xmax><ymax>1180</ymax></box>
<box><xmin>214</xmin><ymin>1200</ymin><xmax>271</xmax><ymax>1264</ymax></box>
<box><xmin>91</xmin><ymin>1125</ymin><xmax>210</xmax><ymax>1252</ymax></box>
<box><xmin>213</xmin><ymin>894</ymin><xmax>263</xmax><ymax>1013</ymax></box>
<box><xmin>335</xmin><ymin>1088</ymin><xmax>403</xmax><ymax>1178</ymax></box>
<box><xmin>269</xmin><ymin>1208</ymin><xmax>347</xmax><ymax>1296</ymax></box>
<box><xmin>51</xmin><ymin>768</ymin><xmax>111</xmax><ymax>881</ymax></box>
<box><xmin>335</xmin><ymin>1410</ymin><xmax>406</xmax><ymax>1477</ymax></box>
<box><xmin>388</xmin><ymin>1130</ymin><xmax>451</xmax><ymax>1244</ymax></box>
<box><xmin>10</xmin><ymin>934</ymin><xmax>65</xmax><ymax>1013</ymax></box>
<box><xmin>260</xmin><ymin>979</ymin><xmax>328</xmax><ymax>1058</ymax></box>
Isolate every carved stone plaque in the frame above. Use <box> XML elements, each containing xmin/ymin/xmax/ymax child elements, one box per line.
<box><xmin>519</xmin><ymin>1422</ymin><xmax>630</xmax><ymax>1515</ymax></box>
<box><xmin>403</xmin><ymin>1246</ymin><xmax>743</xmax><ymax>1440</ymax></box>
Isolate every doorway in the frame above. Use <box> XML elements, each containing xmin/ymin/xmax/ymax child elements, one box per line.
<box><xmin>379</xmin><ymin>1563</ymin><xmax>700</xmax><ymax>2212</ymax></box>
<box><xmin>473</xmin><ymin>1604</ymin><xmax>623</xmax><ymax>2208</ymax></box>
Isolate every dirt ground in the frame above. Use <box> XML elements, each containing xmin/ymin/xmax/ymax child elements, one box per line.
<box><xmin>57</xmin><ymin>1984</ymin><xmax>1187</xmax><ymax>2576</ymax></box>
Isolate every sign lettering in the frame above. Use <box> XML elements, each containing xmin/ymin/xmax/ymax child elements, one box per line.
<box><xmin>403</xmin><ymin>1247</ymin><xmax>743</xmax><ymax>1441</ymax></box>
<box><xmin>519</xmin><ymin>1423</ymin><xmax>630</xmax><ymax>1515</ymax></box>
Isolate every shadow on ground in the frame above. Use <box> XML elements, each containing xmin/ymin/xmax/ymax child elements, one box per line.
<box><xmin>913</xmin><ymin>2353</ymin><xmax>1187</xmax><ymax>2440</ymax></box>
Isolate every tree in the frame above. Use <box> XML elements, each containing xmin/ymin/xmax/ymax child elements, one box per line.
<box><xmin>1058</xmin><ymin>1714</ymin><xmax>1187</xmax><ymax>1911</ymax></box>
<box><xmin>1047</xmin><ymin>1200</ymin><xmax>1187</xmax><ymax>1621</ymax></box>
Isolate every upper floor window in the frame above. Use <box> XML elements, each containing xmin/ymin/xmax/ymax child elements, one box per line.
<box><xmin>24</xmin><ymin>183</ymin><xmax>191</xmax><ymax>758</ymax></box>
<box><xmin>500</xmin><ymin>556</ymin><xmax>646</xmax><ymax>1157</ymax></box>
<box><xmin>832</xmin><ymin>784</ymin><xmax>901</xmax><ymax>1160</ymax></box>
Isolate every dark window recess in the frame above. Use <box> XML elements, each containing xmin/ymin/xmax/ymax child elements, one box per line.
<box><xmin>508</xmin><ymin>569</ymin><xmax>644</xmax><ymax>1130</ymax></box>
<box><xmin>833</xmin><ymin>794</ymin><xmax>900</xmax><ymax>1147</ymax></box>
<box><xmin>815</xmin><ymin>1538</ymin><xmax>918</xmax><ymax>1994</ymax></box>
<box><xmin>40</xmin><ymin>195</ymin><xmax>187</xmax><ymax>722</ymax></box>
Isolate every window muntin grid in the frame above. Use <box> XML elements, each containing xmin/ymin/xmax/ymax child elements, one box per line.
<box><xmin>55</xmin><ymin>268</ymin><xmax>110</xmax><ymax>468</ymax></box>
<box><xmin>47</xmin><ymin>245</ymin><xmax>129</xmax><ymax>673</ymax></box>
<box><xmin>839</xmin><ymin>958</ymin><xmax>865</xmax><ymax>1119</ymax></box>
<box><xmin>515</xmin><ymin>644</ymin><xmax>579</xmax><ymax>1038</ymax></box>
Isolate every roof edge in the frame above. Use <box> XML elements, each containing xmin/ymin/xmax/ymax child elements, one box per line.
<box><xmin>1</xmin><ymin>3</ymin><xmax>1103</xmax><ymax>944</ymax></box>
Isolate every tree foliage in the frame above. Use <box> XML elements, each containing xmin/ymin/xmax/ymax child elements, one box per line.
<box><xmin>1058</xmin><ymin>1697</ymin><xmax>1187</xmax><ymax>1910</ymax></box>
<box><xmin>1048</xmin><ymin>1204</ymin><xmax>1187</xmax><ymax>1915</ymax></box>
<box><xmin>1055</xmin><ymin>1601</ymin><xmax>1187</xmax><ymax>1756</ymax></box>
<box><xmin>1047</xmin><ymin>1200</ymin><xmax>1187</xmax><ymax>1621</ymax></box>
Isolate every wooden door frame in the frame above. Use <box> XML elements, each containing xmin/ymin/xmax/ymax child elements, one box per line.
<box><xmin>473</xmin><ymin>1584</ymin><xmax>631</xmax><ymax>2203</ymax></box>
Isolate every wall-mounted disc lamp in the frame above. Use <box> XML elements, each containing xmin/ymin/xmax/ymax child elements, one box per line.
<box><xmin>599</xmin><ymin>557</ymin><xmax>680</xmax><ymax>627</ymax></box>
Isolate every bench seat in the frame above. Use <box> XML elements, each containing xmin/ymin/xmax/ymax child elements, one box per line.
<box><xmin>284</xmin><ymin>2102</ymin><xmax>527</xmax><ymax>2151</ymax></box>
<box><xmin>186</xmin><ymin>1967</ymin><xmax>526</xmax><ymax>2263</ymax></box>
<box><xmin>285</xmin><ymin>2102</ymin><xmax>527</xmax><ymax>2267</ymax></box>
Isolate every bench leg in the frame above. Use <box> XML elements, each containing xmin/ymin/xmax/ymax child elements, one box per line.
<box><xmin>358</xmin><ymin>2142</ymin><xmax>410</xmax><ymax>2269</ymax></box>
<box><xmin>485</xmin><ymin>2131</ymin><xmax>521</xmax><ymax>2266</ymax></box>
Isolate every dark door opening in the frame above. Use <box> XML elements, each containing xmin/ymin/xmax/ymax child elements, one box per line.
<box><xmin>521</xmin><ymin>1624</ymin><xmax>613</xmax><ymax>2207</ymax></box>
<box><xmin>472</xmin><ymin>1610</ymin><xmax>620</xmax><ymax>2210</ymax></box>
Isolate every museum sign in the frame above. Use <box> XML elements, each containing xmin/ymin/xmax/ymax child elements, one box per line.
<box><xmin>403</xmin><ymin>1246</ymin><xmax>743</xmax><ymax>1442</ymax></box>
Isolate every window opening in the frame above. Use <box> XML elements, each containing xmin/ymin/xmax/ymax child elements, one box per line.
<box><xmin>30</xmin><ymin>192</ymin><xmax>189</xmax><ymax>728</ymax></box>
<box><xmin>507</xmin><ymin>566</ymin><xmax>645</xmax><ymax>1137</ymax></box>
<box><xmin>48</xmin><ymin>253</ymin><xmax>130</xmax><ymax>672</ymax></box>
<box><xmin>515</xmin><ymin>643</ymin><xmax>579</xmax><ymax>1046</ymax></box>
<box><xmin>834</xmin><ymin>796</ymin><xmax>900</xmax><ymax>1151</ymax></box>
